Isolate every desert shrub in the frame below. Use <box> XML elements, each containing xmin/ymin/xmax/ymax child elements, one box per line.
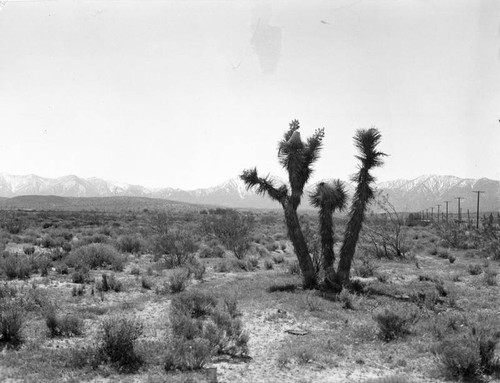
<box><xmin>36</xmin><ymin>255</ymin><xmax>52</xmax><ymax>276</ymax></box>
<box><xmin>2</xmin><ymin>215</ymin><xmax>25</xmax><ymax>234</ymax></box>
<box><xmin>0</xmin><ymin>253</ymin><xmax>32</xmax><ymax>280</ymax></box>
<box><xmin>165</xmin><ymin>290</ymin><xmax>248</xmax><ymax>371</ymax></box>
<box><xmin>428</xmin><ymin>246</ymin><xmax>438</xmax><ymax>256</ymax></box>
<box><xmin>202</xmin><ymin>210</ymin><xmax>254</xmax><ymax>259</ymax></box>
<box><xmin>68</xmin><ymin>243</ymin><xmax>125</xmax><ymax>271</ymax></box>
<box><xmin>483</xmin><ymin>268</ymin><xmax>498</xmax><ymax>286</ymax></box>
<box><xmin>62</xmin><ymin>242</ymin><xmax>72</xmax><ymax>253</ymax></box>
<box><xmin>71</xmin><ymin>266</ymin><xmax>90</xmax><ymax>284</ymax></box>
<box><xmin>287</xmin><ymin>260</ymin><xmax>301</xmax><ymax>275</ymax></box>
<box><xmin>96</xmin><ymin>274</ymin><xmax>122</xmax><ymax>293</ymax></box>
<box><xmin>164</xmin><ymin>337</ymin><xmax>212</xmax><ymax>371</ymax></box>
<box><xmin>437</xmin><ymin>318</ymin><xmax>500</xmax><ymax>382</ymax></box>
<box><xmin>130</xmin><ymin>266</ymin><xmax>140</xmax><ymax>276</ymax></box>
<box><xmin>97</xmin><ymin>316</ymin><xmax>144</xmax><ymax>373</ymax></box>
<box><xmin>248</xmin><ymin>256</ymin><xmax>259</xmax><ymax>269</ymax></box>
<box><xmin>272</xmin><ymin>254</ymin><xmax>285</xmax><ymax>264</ymax></box>
<box><xmin>153</xmin><ymin>230</ymin><xmax>198</xmax><ymax>267</ymax></box>
<box><xmin>198</xmin><ymin>245</ymin><xmax>225</xmax><ymax>258</ymax></box>
<box><xmin>338</xmin><ymin>289</ymin><xmax>355</xmax><ymax>310</ymax></box>
<box><xmin>468</xmin><ymin>264</ymin><xmax>483</xmax><ymax>275</ymax></box>
<box><xmin>141</xmin><ymin>276</ymin><xmax>153</xmax><ymax>290</ymax></box>
<box><xmin>437</xmin><ymin>247</ymin><xmax>450</xmax><ymax>259</ymax></box>
<box><xmin>215</xmin><ymin>261</ymin><xmax>230</xmax><ymax>273</ymax></box>
<box><xmin>72</xmin><ymin>284</ymin><xmax>85</xmax><ymax>296</ymax></box>
<box><xmin>267</xmin><ymin>282</ymin><xmax>297</xmax><ymax>293</ymax></box>
<box><xmin>0</xmin><ymin>301</ymin><xmax>24</xmax><ymax>347</ymax></box>
<box><xmin>355</xmin><ymin>258</ymin><xmax>377</xmax><ymax>277</ymax></box>
<box><xmin>264</xmin><ymin>259</ymin><xmax>274</xmax><ymax>270</ymax></box>
<box><xmin>23</xmin><ymin>246</ymin><xmax>35</xmax><ymax>256</ymax></box>
<box><xmin>187</xmin><ymin>259</ymin><xmax>206</xmax><ymax>281</ymax></box>
<box><xmin>148</xmin><ymin>210</ymin><xmax>170</xmax><ymax>236</ymax></box>
<box><xmin>374</xmin><ymin>307</ymin><xmax>419</xmax><ymax>342</ymax></box>
<box><xmin>0</xmin><ymin>283</ymin><xmax>18</xmax><ymax>299</ymax></box>
<box><xmin>41</xmin><ymin>235</ymin><xmax>59</xmax><ymax>249</ymax></box>
<box><xmin>169</xmin><ymin>268</ymin><xmax>190</xmax><ymax>293</ymax></box>
<box><xmin>45</xmin><ymin>309</ymin><xmax>84</xmax><ymax>337</ymax></box>
<box><xmin>117</xmin><ymin>235</ymin><xmax>143</xmax><ymax>254</ymax></box>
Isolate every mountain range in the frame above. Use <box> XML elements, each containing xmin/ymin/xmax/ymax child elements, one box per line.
<box><xmin>0</xmin><ymin>173</ymin><xmax>498</xmax><ymax>213</ymax></box>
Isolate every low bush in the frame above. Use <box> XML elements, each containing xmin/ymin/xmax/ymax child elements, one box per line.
<box><xmin>165</xmin><ymin>290</ymin><xmax>248</xmax><ymax>371</ymax></box>
<box><xmin>0</xmin><ymin>300</ymin><xmax>24</xmax><ymax>347</ymax></box>
<box><xmin>141</xmin><ymin>276</ymin><xmax>153</xmax><ymax>290</ymax></box>
<box><xmin>433</xmin><ymin>313</ymin><xmax>500</xmax><ymax>380</ymax></box>
<box><xmin>374</xmin><ymin>307</ymin><xmax>419</xmax><ymax>342</ymax></box>
<box><xmin>169</xmin><ymin>268</ymin><xmax>190</xmax><ymax>293</ymax></box>
<box><xmin>23</xmin><ymin>246</ymin><xmax>35</xmax><ymax>256</ymax></box>
<box><xmin>0</xmin><ymin>253</ymin><xmax>32</xmax><ymax>280</ymax></box>
<box><xmin>272</xmin><ymin>254</ymin><xmax>285</xmax><ymax>264</ymax></box>
<box><xmin>68</xmin><ymin>244</ymin><xmax>125</xmax><ymax>271</ymax></box>
<box><xmin>97</xmin><ymin>316</ymin><xmax>144</xmax><ymax>373</ymax></box>
<box><xmin>45</xmin><ymin>309</ymin><xmax>84</xmax><ymax>337</ymax></box>
<box><xmin>198</xmin><ymin>245</ymin><xmax>225</xmax><ymax>258</ymax></box>
<box><xmin>437</xmin><ymin>247</ymin><xmax>450</xmax><ymax>259</ymax></box>
<box><xmin>96</xmin><ymin>273</ymin><xmax>123</xmax><ymax>293</ymax></box>
<box><xmin>468</xmin><ymin>264</ymin><xmax>483</xmax><ymax>275</ymax></box>
<box><xmin>483</xmin><ymin>268</ymin><xmax>498</xmax><ymax>286</ymax></box>
<box><xmin>71</xmin><ymin>267</ymin><xmax>90</xmax><ymax>284</ymax></box>
<box><xmin>264</xmin><ymin>259</ymin><xmax>274</xmax><ymax>270</ymax></box>
<box><xmin>117</xmin><ymin>235</ymin><xmax>144</xmax><ymax>254</ymax></box>
<box><xmin>152</xmin><ymin>231</ymin><xmax>198</xmax><ymax>266</ymax></box>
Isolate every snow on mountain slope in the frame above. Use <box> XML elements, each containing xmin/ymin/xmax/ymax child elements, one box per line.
<box><xmin>0</xmin><ymin>173</ymin><xmax>497</xmax><ymax>212</ymax></box>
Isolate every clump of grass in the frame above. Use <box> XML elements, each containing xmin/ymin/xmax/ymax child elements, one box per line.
<box><xmin>272</xmin><ymin>254</ymin><xmax>285</xmax><ymax>264</ymax></box>
<box><xmin>356</xmin><ymin>259</ymin><xmax>377</xmax><ymax>277</ymax></box>
<box><xmin>287</xmin><ymin>260</ymin><xmax>301</xmax><ymax>275</ymax></box>
<box><xmin>141</xmin><ymin>276</ymin><xmax>153</xmax><ymax>290</ymax></box>
<box><xmin>437</xmin><ymin>247</ymin><xmax>450</xmax><ymax>259</ymax></box>
<box><xmin>169</xmin><ymin>268</ymin><xmax>190</xmax><ymax>293</ymax></box>
<box><xmin>71</xmin><ymin>267</ymin><xmax>90</xmax><ymax>284</ymax></box>
<box><xmin>96</xmin><ymin>273</ymin><xmax>123</xmax><ymax>293</ymax></box>
<box><xmin>468</xmin><ymin>264</ymin><xmax>483</xmax><ymax>275</ymax></box>
<box><xmin>264</xmin><ymin>259</ymin><xmax>274</xmax><ymax>270</ymax></box>
<box><xmin>45</xmin><ymin>309</ymin><xmax>84</xmax><ymax>337</ymax></box>
<box><xmin>374</xmin><ymin>307</ymin><xmax>419</xmax><ymax>342</ymax></box>
<box><xmin>338</xmin><ymin>289</ymin><xmax>355</xmax><ymax>310</ymax></box>
<box><xmin>72</xmin><ymin>284</ymin><xmax>85</xmax><ymax>296</ymax></box>
<box><xmin>483</xmin><ymin>267</ymin><xmax>498</xmax><ymax>286</ymax></box>
<box><xmin>198</xmin><ymin>245</ymin><xmax>225</xmax><ymax>258</ymax></box>
<box><xmin>267</xmin><ymin>282</ymin><xmax>297</xmax><ymax>293</ymax></box>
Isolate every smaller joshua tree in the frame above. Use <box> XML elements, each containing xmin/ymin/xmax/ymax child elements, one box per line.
<box><xmin>309</xmin><ymin>180</ymin><xmax>348</xmax><ymax>273</ymax></box>
<box><xmin>241</xmin><ymin>121</ymin><xmax>385</xmax><ymax>291</ymax></box>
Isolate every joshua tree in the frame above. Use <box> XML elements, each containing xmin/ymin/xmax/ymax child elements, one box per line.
<box><xmin>241</xmin><ymin>121</ymin><xmax>385</xmax><ymax>291</ymax></box>
<box><xmin>330</xmin><ymin>128</ymin><xmax>386</xmax><ymax>290</ymax></box>
<box><xmin>309</xmin><ymin>180</ymin><xmax>348</xmax><ymax>273</ymax></box>
<box><xmin>240</xmin><ymin>120</ymin><xmax>324</xmax><ymax>288</ymax></box>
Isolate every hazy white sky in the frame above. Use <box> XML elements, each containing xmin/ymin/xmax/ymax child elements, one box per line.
<box><xmin>0</xmin><ymin>0</ymin><xmax>499</xmax><ymax>189</ymax></box>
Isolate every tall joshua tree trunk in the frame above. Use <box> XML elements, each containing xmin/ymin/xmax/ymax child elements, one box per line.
<box><xmin>332</xmin><ymin>129</ymin><xmax>385</xmax><ymax>291</ymax></box>
<box><xmin>283</xmin><ymin>202</ymin><xmax>316</xmax><ymax>288</ymax></box>
<box><xmin>240</xmin><ymin>120</ymin><xmax>324</xmax><ymax>289</ymax></box>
